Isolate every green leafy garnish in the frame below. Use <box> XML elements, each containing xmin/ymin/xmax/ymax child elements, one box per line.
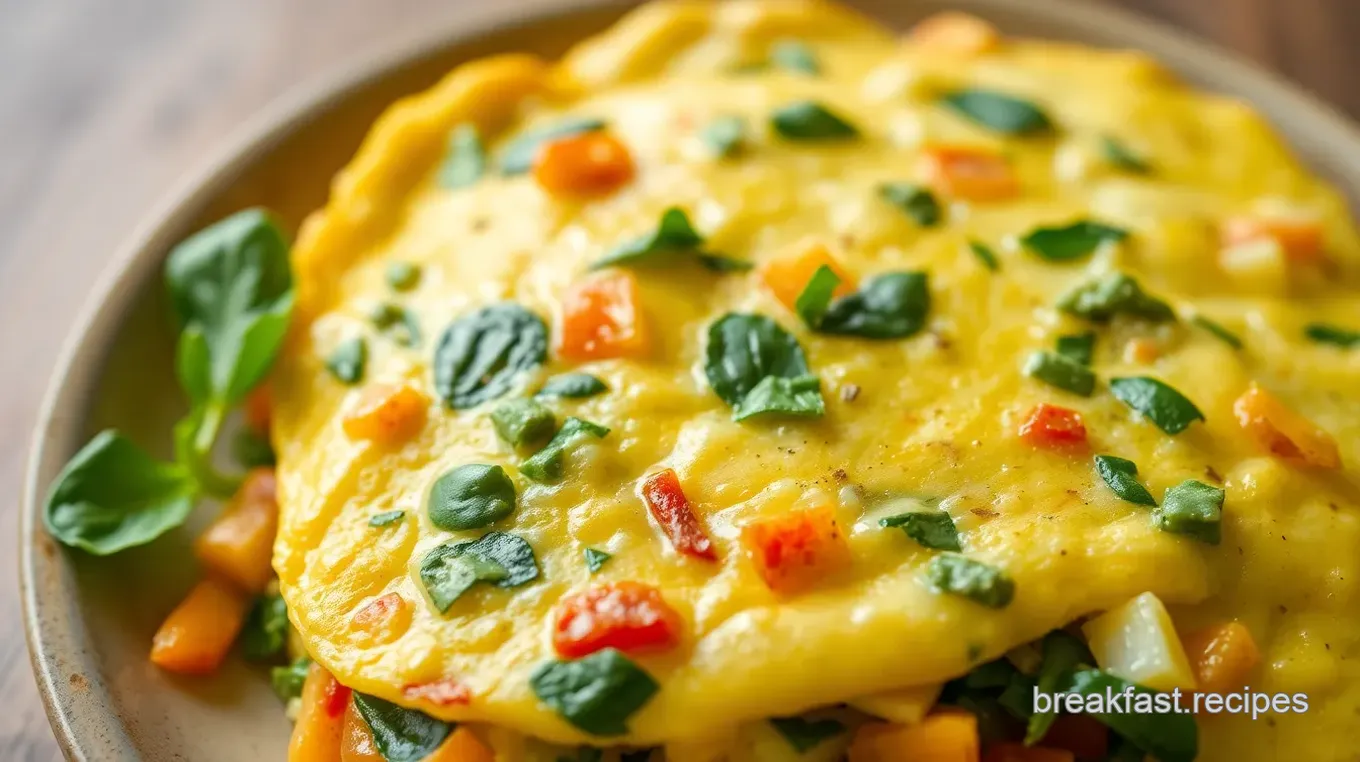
<box><xmin>1093</xmin><ymin>455</ymin><xmax>1157</xmax><ymax>507</ymax></box>
<box><xmin>353</xmin><ymin>692</ymin><xmax>454</xmax><ymax>762</ymax></box>
<box><xmin>769</xmin><ymin>716</ymin><xmax>845</xmax><ymax>752</ymax></box>
<box><xmin>878</xmin><ymin>183</ymin><xmax>942</xmax><ymax>227</ymax></box>
<box><xmin>385</xmin><ymin>261</ymin><xmax>422</xmax><ymax>292</ymax></box>
<box><xmin>231</xmin><ymin>429</ymin><xmax>275</xmax><ymax>468</ymax></box>
<box><xmin>369</xmin><ymin>303</ymin><xmax>421</xmax><ymax>347</ymax></box>
<box><xmin>500</xmin><ymin>117</ymin><xmax>606</xmax><ymax>175</ymax></box>
<box><xmin>1021</xmin><ymin>221</ymin><xmax>1129</xmax><ymax>262</ymax></box>
<box><xmin>701</xmin><ymin>115</ymin><xmax>749</xmax><ymax>159</ymax></box>
<box><xmin>1191</xmin><ymin>315</ymin><xmax>1242</xmax><ymax>349</ymax></box>
<box><xmin>1023</xmin><ymin>351</ymin><xmax>1096</xmax><ymax>396</ymax></box>
<box><xmin>240</xmin><ymin>594</ymin><xmax>289</xmax><ymax>660</ymax></box>
<box><xmin>521</xmin><ymin>417</ymin><xmax>610</xmax><ymax>483</ymax></box>
<box><xmin>1024</xmin><ymin>630</ymin><xmax>1093</xmax><ymax>744</ymax></box>
<box><xmin>794</xmin><ymin>265</ymin><xmax>842</xmax><ymax>328</ymax></box>
<box><xmin>1109</xmin><ymin>376</ymin><xmax>1204</xmax><ymax>434</ymax></box>
<box><xmin>270</xmin><ymin>657</ymin><xmax>311</xmax><ymax>703</ymax></box>
<box><xmin>538</xmin><ymin>373</ymin><xmax>608</xmax><ymax>399</ymax></box>
<box><xmin>941</xmin><ymin>89</ymin><xmax>1053</xmax><ymax>135</ymax></box>
<box><xmin>428</xmin><ymin>464</ymin><xmax>517</xmax><ymax>531</ymax></box>
<box><xmin>880</xmin><ymin>511</ymin><xmax>962</xmax><ymax>551</ymax></box>
<box><xmin>968</xmin><ymin>240</ymin><xmax>1000</xmax><ymax>271</ymax></box>
<box><xmin>1055</xmin><ymin>332</ymin><xmax>1095</xmax><ymax>365</ymax></box>
<box><xmin>369</xmin><ymin>509</ymin><xmax>405</xmax><ymax>528</ymax></box>
<box><xmin>770</xmin><ymin>39</ymin><xmax>820</xmax><ymax>75</ymax></box>
<box><xmin>325</xmin><ymin>337</ymin><xmax>367</xmax><ymax>384</ymax></box>
<box><xmin>438</xmin><ymin>123</ymin><xmax>486</xmax><ymax>188</ymax></box>
<box><xmin>704</xmin><ymin>313</ymin><xmax>824</xmax><ymax>420</ymax></box>
<box><xmin>926</xmin><ymin>553</ymin><xmax>1014</xmax><ymax>608</ymax></box>
<box><xmin>1058</xmin><ymin>272</ymin><xmax>1175</xmax><ymax>323</ymax></box>
<box><xmin>432</xmin><ymin>303</ymin><xmax>548</xmax><ymax>409</ymax></box>
<box><xmin>1101</xmin><ymin>135</ymin><xmax>1151</xmax><ymax>174</ymax></box>
<box><xmin>530</xmin><ymin>648</ymin><xmax>660</xmax><ymax>736</ymax></box>
<box><xmin>770</xmin><ymin>100</ymin><xmax>860</xmax><ymax>141</ymax></box>
<box><xmin>591</xmin><ymin>207</ymin><xmax>749</xmax><ymax>272</ymax></box>
<box><xmin>584</xmin><ymin>547</ymin><xmax>612</xmax><ymax>573</ymax></box>
<box><xmin>819</xmin><ymin>272</ymin><xmax>931</xmax><ymax>339</ymax></box>
<box><xmin>731</xmin><ymin>374</ymin><xmax>825</xmax><ymax>422</ymax></box>
<box><xmin>1154</xmin><ymin>479</ymin><xmax>1223</xmax><ymax>545</ymax></box>
<box><xmin>491</xmin><ymin>398</ymin><xmax>557</xmax><ymax>448</ymax></box>
<box><xmin>1305</xmin><ymin>322</ymin><xmax>1360</xmax><ymax>348</ymax></box>
<box><xmin>1061</xmin><ymin>669</ymin><xmax>1198</xmax><ymax>762</ymax></box>
<box><xmin>419</xmin><ymin>531</ymin><xmax>539</xmax><ymax>612</ymax></box>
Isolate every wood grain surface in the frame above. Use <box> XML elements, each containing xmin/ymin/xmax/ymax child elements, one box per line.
<box><xmin>1</xmin><ymin>0</ymin><xmax>1357</xmax><ymax>759</ymax></box>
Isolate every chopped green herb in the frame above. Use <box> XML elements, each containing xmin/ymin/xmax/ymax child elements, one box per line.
<box><xmin>500</xmin><ymin>117</ymin><xmax>606</xmax><ymax>175</ymax></box>
<box><xmin>1109</xmin><ymin>376</ymin><xmax>1204</xmax><ymax>434</ymax></box>
<box><xmin>240</xmin><ymin>594</ymin><xmax>289</xmax><ymax>660</ymax></box>
<box><xmin>963</xmin><ymin>659</ymin><xmax>1018</xmax><ymax>690</ymax></box>
<box><xmin>1023</xmin><ymin>351</ymin><xmax>1096</xmax><ymax>396</ymax></box>
<box><xmin>1101</xmin><ymin>135</ymin><xmax>1151</xmax><ymax>174</ymax></box>
<box><xmin>428</xmin><ymin>464</ymin><xmax>517</xmax><ymax>531</ymax></box>
<box><xmin>1058</xmin><ymin>272</ymin><xmax>1175</xmax><ymax>323</ymax></box>
<box><xmin>878</xmin><ymin>183</ymin><xmax>942</xmax><ymax>227</ymax></box>
<box><xmin>968</xmin><ymin>240</ymin><xmax>1000</xmax><ymax>271</ymax></box>
<box><xmin>353</xmin><ymin>692</ymin><xmax>453</xmax><ymax>762</ymax></box>
<box><xmin>1192</xmin><ymin>315</ymin><xmax>1242</xmax><ymax>349</ymax></box>
<box><xmin>1154</xmin><ymin>479</ymin><xmax>1223</xmax><ymax>544</ymax></box>
<box><xmin>369</xmin><ymin>303</ymin><xmax>421</xmax><ymax>347</ymax></box>
<box><xmin>1093</xmin><ymin>455</ymin><xmax>1157</xmax><ymax>507</ymax></box>
<box><xmin>591</xmin><ymin>207</ymin><xmax>749</xmax><ymax>272</ymax></box>
<box><xmin>818</xmin><ymin>272</ymin><xmax>931</xmax><ymax>339</ymax></box>
<box><xmin>998</xmin><ymin>672</ymin><xmax>1036</xmax><ymax>720</ymax></box>
<box><xmin>941</xmin><ymin>89</ymin><xmax>1053</xmax><ymax>135</ymax></box>
<box><xmin>701</xmin><ymin>115</ymin><xmax>748</xmax><ymax>158</ymax></box>
<box><xmin>731</xmin><ymin>374</ymin><xmax>825</xmax><ymax>422</ymax></box>
<box><xmin>521</xmin><ymin>417</ymin><xmax>610</xmax><ymax>483</ymax></box>
<box><xmin>880</xmin><ymin>511</ymin><xmax>962</xmax><ymax>551</ymax></box>
<box><xmin>769</xmin><ymin>716</ymin><xmax>845</xmax><ymax>752</ymax></box>
<box><xmin>770</xmin><ymin>39</ymin><xmax>820</xmax><ymax>75</ymax></box>
<box><xmin>926</xmin><ymin>553</ymin><xmax>1014</xmax><ymax>608</ymax></box>
<box><xmin>770</xmin><ymin>100</ymin><xmax>860</xmax><ymax>141</ymax></box>
<box><xmin>491</xmin><ymin>398</ymin><xmax>557</xmax><ymax>448</ymax></box>
<box><xmin>1305</xmin><ymin>322</ymin><xmax>1360</xmax><ymax>348</ymax></box>
<box><xmin>704</xmin><ymin>313</ymin><xmax>813</xmax><ymax>406</ymax></box>
<box><xmin>794</xmin><ymin>265</ymin><xmax>842</xmax><ymax>328</ymax></box>
<box><xmin>385</xmin><ymin>261</ymin><xmax>422</xmax><ymax>292</ymax></box>
<box><xmin>538</xmin><ymin>373</ymin><xmax>608</xmax><ymax>399</ymax></box>
<box><xmin>1062</xmin><ymin>669</ymin><xmax>1198</xmax><ymax>762</ymax></box>
<box><xmin>1021</xmin><ymin>221</ymin><xmax>1128</xmax><ymax>262</ymax></box>
<box><xmin>325</xmin><ymin>337</ymin><xmax>366</xmax><ymax>384</ymax></box>
<box><xmin>1055</xmin><ymin>332</ymin><xmax>1095</xmax><ymax>365</ymax></box>
<box><xmin>1024</xmin><ymin>630</ymin><xmax>1094</xmax><ymax>744</ymax></box>
<box><xmin>530</xmin><ymin>648</ymin><xmax>659</xmax><ymax>736</ymax></box>
<box><xmin>438</xmin><ymin>123</ymin><xmax>485</xmax><ymax>188</ymax></box>
<box><xmin>270</xmin><ymin>657</ymin><xmax>311</xmax><ymax>703</ymax></box>
<box><xmin>583</xmin><ymin>547</ymin><xmax>612</xmax><ymax>573</ymax></box>
<box><xmin>432</xmin><ymin>303</ymin><xmax>548</xmax><ymax>409</ymax></box>
<box><xmin>419</xmin><ymin>531</ymin><xmax>538</xmax><ymax>612</ymax></box>
<box><xmin>369</xmin><ymin>509</ymin><xmax>405</xmax><ymax>528</ymax></box>
<box><xmin>231</xmin><ymin>429</ymin><xmax>275</xmax><ymax>468</ymax></box>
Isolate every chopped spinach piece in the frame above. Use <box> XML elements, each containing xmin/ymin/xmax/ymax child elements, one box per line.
<box><xmin>1061</xmin><ymin>669</ymin><xmax>1198</xmax><ymax>762</ymax></box>
<box><xmin>1025</xmin><ymin>630</ymin><xmax>1094</xmax><ymax>744</ymax></box>
<box><xmin>941</xmin><ymin>89</ymin><xmax>1053</xmax><ymax>135</ymax></box>
<box><xmin>432</xmin><ymin>303</ymin><xmax>548</xmax><ymax>409</ymax></box>
<box><xmin>879</xmin><ymin>183</ymin><xmax>942</xmax><ymax>227</ymax></box>
<box><xmin>270</xmin><ymin>657</ymin><xmax>311</xmax><ymax>703</ymax></box>
<box><xmin>1055</xmin><ymin>332</ymin><xmax>1095</xmax><ymax>365</ymax></box>
<box><xmin>731</xmin><ymin>374</ymin><xmax>825</xmax><ymax>422</ymax></box>
<box><xmin>491</xmin><ymin>398</ymin><xmax>557</xmax><ymax>447</ymax></box>
<box><xmin>530</xmin><ymin>648</ymin><xmax>659</xmax><ymax>736</ymax></box>
<box><xmin>428</xmin><ymin>464</ymin><xmax>517</xmax><ymax>531</ymax></box>
<box><xmin>538</xmin><ymin>373</ymin><xmax>608</xmax><ymax>399</ymax></box>
<box><xmin>369</xmin><ymin>302</ymin><xmax>421</xmax><ymax>347</ymax></box>
<box><xmin>369</xmin><ymin>509</ymin><xmax>406</xmax><ymax>528</ymax></box>
<box><xmin>1058</xmin><ymin>273</ymin><xmax>1175</xmax><ymax>323</ymax></box>
<box><xmin>1101</xmin><ymin>135</ymin><xmax>1151</xmax><ymax>174</ymax></box>
<box><xmin>770</xmin><ymin>39</ymin><xmax>821</xmax><ymax>75</ymax></box>
<box><xmin>701</xmin><ymin>115</ymin><xmax>749</xmax><ymax>158</ymax></box>
<box><xmin>385</xmin><ymin>261</ymin><xmax>422</xmax><ymax>292</ymax></box>
<box><xmin>325</xmin><ymin>337</ymin><xmax>367</xmax><ymax>384</ymax></box>
<box><xmin>1192</xmin><ymin>315</ymin><xmax>1242</xmax><ymax>349</ymax></box>
<box><xmin>500</xmin><ymin>117</ymin><xmax>606</xmax><ymax>175</ymax></box>
<box><xmin>1109</xmin><ymin>376</ymin><xmax>1204</xmax><ymax>434</ymax></box>
<box><xmin>591</xmin><ymin>207</ymin><xmax>749</xmax><ymax>272</ymax></box>
<box><xmin>1154</xmin><ymin>479</ymin><xmax>1224</xmax><ymax>544</ymax></box>
<box><xmin>819</xmin><ymin>272</ymin><xmax>931</xmax><ymax>339</ymax></box>
<box><xmin>438</xmin><ymin>123</ymin><xmax>486</xmax><ymax>188</ymax></box>
<box><xmin>769</xmin><ymin>716</ymin><xmax>845</xmax><ymax>752</ymax></box>
<box><xmin>926</xmin><ymin>553</ymin><xmax>1014</xmax><ymax>608</ymax></box>
<box><xmin>240</xmin><ymin>594</ymin><xmax>289</xmax><ymax>660</ymax></box>
<box><xmin>794</xmin><ymin>265</ymin><xmax>842</xmax><ymax>328</ymax></box>
<box><xmin>703</xmin><ymin>313</ymin><xmax>812</xmax><ymax>407</ymax></box>
<box><xmin>1093</xmin><ymin>455</ymin><xmax>1157</xmax><ymax>507</ymax></box>
<box><xmin>353</xmin><ymin>692</ymin><xmax>454</xmax><ymax>762</ymax></box>
<box><xmin>584</xmin><ymin>547</ymin><xmax>612</xmax><ymax>573</ymax></box>
<box><xmin>1023</xmin><ymin>351</ymin><xmax>1096</xmax><ymax>396</ymax></box>
<box><xmin>521</xmin><ymin>417</ymin><xmax>610</xmax><ymax>483</ymax></box>
<box><xmin>968</xmin><ymin>240</ymin><xmax>1000</xmax><ymax>271</ymax></box>
<box><xmin>1021</xmin><ymin>221</ymin><xmax>1129</xmax><ymax>262</ymax></box>
<box><xmin>1305</xmin><ymin>322</ymin><xmax>1360</xmax><ymax>348</ymax></box>
<box><xmin>419</xmin><ymin>531</ymin><xmax>538</xmax><ymax>612</ymax></box>
<box><xmin>880</xmin><ymin>511</ymin><xmax>962</xmax><ymax>551</ymax></box>
<box><xmin>771</xmin><ymin>100</ymin><xmax>860</xmax><ymax>140</ymax></box>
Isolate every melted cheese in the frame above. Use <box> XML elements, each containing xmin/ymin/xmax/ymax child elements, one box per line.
<box><xmin>272</xmin><ymin>1</ymin><xmax>1360</xmax><ymax>756</ymax></box>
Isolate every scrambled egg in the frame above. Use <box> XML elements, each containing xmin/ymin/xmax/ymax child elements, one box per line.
<box><xmin>271</xmin><ymin>1</ymin><xmax>1360</xmax><ymax>758</ymax></box>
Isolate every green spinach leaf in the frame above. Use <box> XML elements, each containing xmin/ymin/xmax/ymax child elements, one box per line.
<box><xmin>241</xmin><ymin>594</ymin><xmax>289</xmax><ymax>660</ymax></box>
<box><xmin>703</xmin><ymin>313</ymin><xmax>811</xmax><ymax>406</ymax></box>
<box><xmin>1093</xmin><ymin>455</ymin><xmax>1157</xmax><ymax>507</ymax></box>
<box><xmin>1061</xmin><ymin>669</ymin><xmax>1198</xmax><ymax>762</ymax></box>
<box><xmin>731</xmin><ymin>374</ymin><xmax>825</xmax><ymax>422</ymax></box>
<box><xmin>879</xmin><ymin>183</ymin><xmax>941</xmax><ymax>227</ymax></box>
<box><xmin>1109</xmin><ymin>376</ymin><xmax>1204</xmax><ymax>435</ymax></box>
<box><xmin>1021</xmin><ymin>221</ymin><xmax>1128</xmax><ymax>262</ymax></box>
<box><xmin>432</xmin><ymin>303</ymin><xmax>548</xmax><ymax>409</ymax></box>
<box><xmin>428</xmin><ymin>464</ymin><xmax>517</xmax><ymax>530</ymax></box>
<box><xmin>880</xmin><ymin>511</ymin><xmax>962</xmax><ymax>551</ymax></box>
<box><xmin>353</xmin><ymin>692</ymin><xmax>454</xmax><ymax>762</ymax></box>
<box><xmin>769</xmin><ymin>716</ymin><xmax>845</xmax><ymax>752</ymax></box>
<box><xmin>770</xmin><ymin>39</ymin><xmax>820</xmax><ymax>75</ymax></box>
<box><xmin>530</xmin><ymin>648</ymin><xmax>659</xmax><ymax>736</ymax></box>
<box><xmin>438</xmin><ymin>123</ymin><xmax>486</xmax><ymax>188</ymax></box>
<box><xmin>1058</xmin><ymin>273</ymin><xmax>1175</xmax><ymax>323</ymax></box>
<box><xmin>538</xmin><ymin>373</ymin><xmax>608</xmax><ymax>399</ymax></box>
<box><xmin>794</xmin><ymin>265</ymin><xmax>841</xmax><ymax>328</ymax></box>
<box><xmin>819</xmin><ymin>272</ymin><xmax>930</xmax><ymax>339</ymax></box>
<box><xmin>770</xmin><ymin>101</ymin><xmax>860</xmax><ymax>140</ymax></box>
<box><xmin>591</xmin><ymin>208</ymin><xmax>749</xmax><ymax>272</ymax></box>
<box><xmin>584</xmin><ymin>547</ymin><xmax>612</xmax><ymax>573</ymax></box>
<box><xmin>325</xmin><ymin>337</ymin><xmax>367</xmax><ymax>384</ymax></box>
<box><xmin>701</xmin><ymin>115</ymin><xmax>749</xmax><ymax>158</ymax></box>
<box><xmin>926</xmin><ymin>553</ymin><xmax>1014</xmax><ymax>608</ymax></box>
<box><xmin>521</xmin><ymin>417</ymin><xmax>610</xmax><ymax>483</ymax></box>
<box><xmin>1154</xmin><ymin>479</ymin><xmax>1224</xmax><ymax>545</ymax></box>
<box><xmin>941</xmin><ymin>89</ymin><xmax>1053</xmax><ymax>135</ymax></box>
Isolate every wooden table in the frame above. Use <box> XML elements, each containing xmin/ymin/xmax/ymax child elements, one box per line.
<box><xmin>1</xmin><ymin>0</ymin><xmax>1357</xmax><ymax>758</ymax></box>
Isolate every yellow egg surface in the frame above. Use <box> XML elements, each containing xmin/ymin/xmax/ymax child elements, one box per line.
<box><xmin>271</xmin><ymin>0</ymin><xmax>1360</xmax><ymax>756</ymax></box>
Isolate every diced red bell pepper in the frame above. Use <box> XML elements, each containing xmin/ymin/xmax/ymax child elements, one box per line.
<box><xmin>552</xmin><ymin>581</ymin><xmax>684</xmax><ymax>659</ymax></box>
<box><xmin>640</xmin><ymin>469</ymin><xmax>717</xmax><ymax>561</ymax></box>
<box><xmin>323</xmin><ymin>678</ymin><xmax>353</xmax><ymax>719</ymax></box>
<box><xmin>1018</xmin><ymin>404</ymin><xmax>1087</xmax><ymax>449</ymax></box>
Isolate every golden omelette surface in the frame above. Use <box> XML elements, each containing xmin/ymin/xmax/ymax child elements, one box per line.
<box><xmin>272</xmin><ymin>0</ymin><xmax>1360</xmax><ymax>754</ymax></box>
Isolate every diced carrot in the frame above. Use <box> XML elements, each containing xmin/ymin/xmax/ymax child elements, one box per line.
<box><xmin>558</xmin><ymin>272</ymin><xmax>650</xmax><ymax>360</ymax></box>
<box><xmin>848</xmin><ymin>711</ymin><xmax>980</xmax><ymax>762</ymax></box>
<box><xmin>194</xmin><ymin>468</ymin><xmax>278</xmax><ymax>593</ymax></box>
<box><xmin>422</xmin><ymin>728</ymin><xmax>495</xmax><ymax>762</ymax></box>
<box><xmin>243</xmin><ymin>383</ymin><xmax>272</xmax><ymax>437</ymax></box>
<box><xmin>340</xmin><ymin>698</ymin><xmax>383</xmax><ymax>762</ymax></box>
<box><xmin>552</xmin><ymin>581</ymin><xmax>684</xmax><ymax>658</ymax></box>
<box><xmin>403</xmin><ymin>676</ymin><xmax>472</xmax><ymax>707</ymax></box>
<box><xmin>1123</xmin><ymin>337</ymin><xmax>1160</xmax><ymax>365</ymax></box>
<box><xmin>342</xmin><ymin>383</ymin><xmax>429</xmax><ymax>445</ymax></box>
<box><xmin>758</xmin><ymin>243</ymin><xmax>857</xmax><ymax>313</ymax></box>
<box><xmin>640</xmin><ymin>468</ymin><xmax>717</xmax><ymax>561</ymax></box>
<box><xmin>1182</xmin><ymin>621</ymin><xmax>1261</xmax><ymax>695</ymax></box>
<box><xmin>983</xmin><ymin>743</ymin><xmax>1075</xmax><ymax>762</ymax></box>
<box><xmin>1221</xmin><ymin>215</ymin><xmax>1324</xmax><ymax>264</ymax></box>
<box><xmin>1233</xmin><ymin>384</ymin><xmax>1341</xmax><ymax>468</ymax></box>
<box><xmin>1018</xmin><ymin>404</ymin><xmax>1087</xmax><ymax>450</ymax></box>
<box><xmin>351</xmin><ymin>592</ymin><xmax>412</xmax><ymax>645</ymax></box>
<box><xmin>741</xmin><ymin>503</ymin><xmax>850</xmax><ymax>595</ymax></box>
<box><xmin>533</xmin><ymin>131</ymin><xmax>636</xmax><ymax>198</ymax></box>
<box><xmin>918</xmin><ymin>146</ymin><xmax>1019</xmax><ymax>202</ymax></box>
<box><xmin>150</xmin><ymin>576</ymin><xmax>250</xmax><ymax>675</ymax></box>
<box><xmin>1037</xmin><ymin>714</ymin><xmax>1108</xmax><ymax>760</ymax></box>
<box><xmin>289</xmin><ymin>664</ymin><xmax>347</xmax><ymax>762</ymax></box>
<box><xmin>907</xmin><ymin>11</ymin><xmax>1001</xmax><ymax>55</ymax></box>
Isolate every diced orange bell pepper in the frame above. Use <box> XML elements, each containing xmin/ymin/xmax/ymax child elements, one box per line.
<box><xmin>342</xmin><ymin>383</ymin><xmax>429</xmax><ymax>445</ymax></box>
<box><xmin>552</xmin><ymin>581</ymin><xmax>684</xmax><ymax>658</ymax></box>
<box><xmin>1018</xmin><ymin>404</ymin><xmax>1088</xmax><ymax>451</ymax></box>
<box><xmin>848</xmin><ymin>711</ymin><xmax>980</xmax><ymax>762</ymax></box>
<box><xmin>243</xmin><ymin>383</ymin><xmax>272</xmax><ymax>437</ymax></box>
<box><xmin>340</xmin><ymin>698</ymin><xmax>383</xmax><ymax>762</ymax></box>
<box><xmin>1233</xmin><ymin>384</ymin><xmax>1341</xmax><ymax>468</ymax></box>
<box><xmin>759</xmin><ymin>244</ymin><xmax>857</xmax><ymax>313</ymax></box>
<box><xmin>1182</xmin><ymin>621</ymin><xmax>1261</xmax><ymax>695</ymax></box>
<box><xmin>289</xmin><ymin>664</ymin><xmax>348</xmax><ymax>762</ymax></box>
<box><xmin>918</xmin><ymin>146</ymin><xmax>1019</xmax><ymax>203</ymax></box>
<box><xmin>194</xmin><ymin>468</ymin><xmax>278</xmax><ymax>593</ymax></box>
<box><xmin>533</xmin><ymin>131</ymin><xmax>636</xmax><ymax>198</ymax></box>
<box><xmin>150</xmin><ymin>576</ymin><xmax>250</xmax><ymax>675</ymax></box>
<box><xmin>907</xmin><ymin>11</ymin><xmax>1001</xmax><ymax>55</ymax></box>
<box><xmin>351</xmin><ymin>592</ymin><xmax>413</xmax><ymax>645</ymax></box>
<box><xmin>423</xmin><ymin>728</ymin><xmax>496</xmax><ymax>762</ymax></box>
<box><xmin>558</xmin><ymin>272</ymin><xmax>650</xmax><ymax>360</ymax></box>
<box><xmin>1221</xmin><ymin>215</ymin><xmax>1324</xmax><ymax>264</ymax></box>
<box><xmin>1036</xmin><ymin>714</ymin><xmax>1108</xmax><ymax>760</ymax></box>
<box><xmin>983</xmin><ymin>743</ymin><xmax>1075</xmax><ymax>762</ymax></box>
<box><xmin>741</xmin><ymin>504</ymin><xmax>850</xmax><ymax>595</ymax></box>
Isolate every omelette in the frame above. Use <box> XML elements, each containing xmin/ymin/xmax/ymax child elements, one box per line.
<box><xmin>267</xmin><ymin>1</ymin><xmax>1360</xmax><ymax>759</ymax></box>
